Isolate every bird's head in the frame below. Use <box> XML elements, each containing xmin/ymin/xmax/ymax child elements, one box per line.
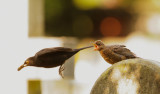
<box><xmin>93</xmin><ymin>40</ymin><xmax>105</xmax><ymax>51</ymax></box>
<box><xmin>17</xmin><ymin>57</ymin><xmax>34</xmax><ymax>71</ymax></box>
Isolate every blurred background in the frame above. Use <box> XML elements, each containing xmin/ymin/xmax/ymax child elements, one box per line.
<box><xmin>0</xmin><ymin>0</ymin><xmax>160</xmax><ymax>94</ymax></box>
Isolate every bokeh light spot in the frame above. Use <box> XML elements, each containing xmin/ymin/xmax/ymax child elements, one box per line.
<box><xmin>73</xmin><ymin>0</ymin><xmax>100</xmax><ymax>10</ymax></box>
<box><xmin>100</xmin><ymin>17</ymin><xmax>122</xmax><ymax>36</ymax></box>
<box><xmin>152</xmin><ymin>0</ymin><xmax>160</xmax><ymax>8</ymax></box>
<box><xmin>72</xmin><ymin>15</ymin><xmax>93</xmax><ymax>37</ymax></box>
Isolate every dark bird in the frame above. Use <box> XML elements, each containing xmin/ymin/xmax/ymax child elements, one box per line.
<box><xmin>18</xmin><ymin>46</ymin><xmax>93</xmax><ymax>78</ymax></box>
<box><xmin>93</xmin><ymin>40</ymin><xmax>137</xmax><ymax>64</ymax></box>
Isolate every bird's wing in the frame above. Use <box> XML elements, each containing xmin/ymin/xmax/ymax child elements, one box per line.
<box><xmin>35</xmin><ymin>47</ymin><xmax>73</xmax><ymax>58</ymax></box>
<box><xmin>111</xmin><ymin>45</ymin><xmax>136</xmax><ymax>58</ymax></box>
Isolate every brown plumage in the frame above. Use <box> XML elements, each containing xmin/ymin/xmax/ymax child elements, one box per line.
<box><xmin>93</xmin><ymin>40</ymin><xmax>137</xmax><ymax>64</ymax></box>
<box><xmin>17</xmin><ymin>46</ymin><xmax>93</xmax><ymax>78</ymax></box>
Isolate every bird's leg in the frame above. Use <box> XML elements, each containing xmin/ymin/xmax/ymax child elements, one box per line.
<box><xmin>59</xmin><ymin>64</ymin><xmax>65</xmax><ymax>78</ymax></box>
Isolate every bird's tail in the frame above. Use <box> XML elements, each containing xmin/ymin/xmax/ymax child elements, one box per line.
<box><xmin>74</xmin><ymin>46</ymin><xmax>93</xmax><ymax>51</ymax></box>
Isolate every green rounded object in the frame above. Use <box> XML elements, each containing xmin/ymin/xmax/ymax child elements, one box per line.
<box><xmin>90</xmin><ymin>58</ymin><xmax>160</xmax><ymax>94</ymax></box>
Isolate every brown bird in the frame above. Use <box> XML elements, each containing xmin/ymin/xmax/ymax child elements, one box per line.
<box><xmin>18</xmin><ymin>46</ymin><xmax>93</xmax><ymax>78</ymax></box>
<box><xmin>93</xmin><ymin>40</ymin><xmax>137</xmax><ymax>64</ymax></box>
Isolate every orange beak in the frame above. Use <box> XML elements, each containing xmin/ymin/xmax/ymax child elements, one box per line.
<box><xmin>94</xmin><ymin>44</ymin><xmax>99</xmax><ymax>51</ymax></box>
<box><xmin>17</xmin><ymin>63</ymin><xmax>27</xmax><ymax>71</ymax></box>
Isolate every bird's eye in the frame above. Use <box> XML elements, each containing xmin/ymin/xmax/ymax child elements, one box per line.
<box><xmin>25</xmin><ymin>61</ymin><xmax>29</xmax><ymax>64</ymax></box>
<box><xmin>96</xmin><ymin>43</ymin><xmax>101</xmax><ymax>46</ymax></box>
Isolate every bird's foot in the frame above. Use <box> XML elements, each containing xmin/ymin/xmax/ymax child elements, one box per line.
<box><xmin>59</xmin><ymin>64</ymin><xmax>65</xmax><ymax>78</ymax></box>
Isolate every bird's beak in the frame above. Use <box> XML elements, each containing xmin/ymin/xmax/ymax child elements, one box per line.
<box><xmin>17</xmin><ymin>63</ymin><xmax>27</xmax><ymax>71</ymax></box>
<box><xmin>90</xmin><ymin>41</ymin><xmax>98</xmax><ymax>51</ymax></box>
<box><xmin>93</xmin><ymin>44</ymin><xmax>98</xmax><ymax>51</ymax></box>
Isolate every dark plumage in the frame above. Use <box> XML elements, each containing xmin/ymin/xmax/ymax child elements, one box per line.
<box><xmin>18</xmin><ymin>46</ymin><xmax>93</xmax><ymax>78</ymax></box>
<box><xmin>93</xmin><ymin>40</ymin><xmax>137</xmax><ymax>64</ymax></box>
